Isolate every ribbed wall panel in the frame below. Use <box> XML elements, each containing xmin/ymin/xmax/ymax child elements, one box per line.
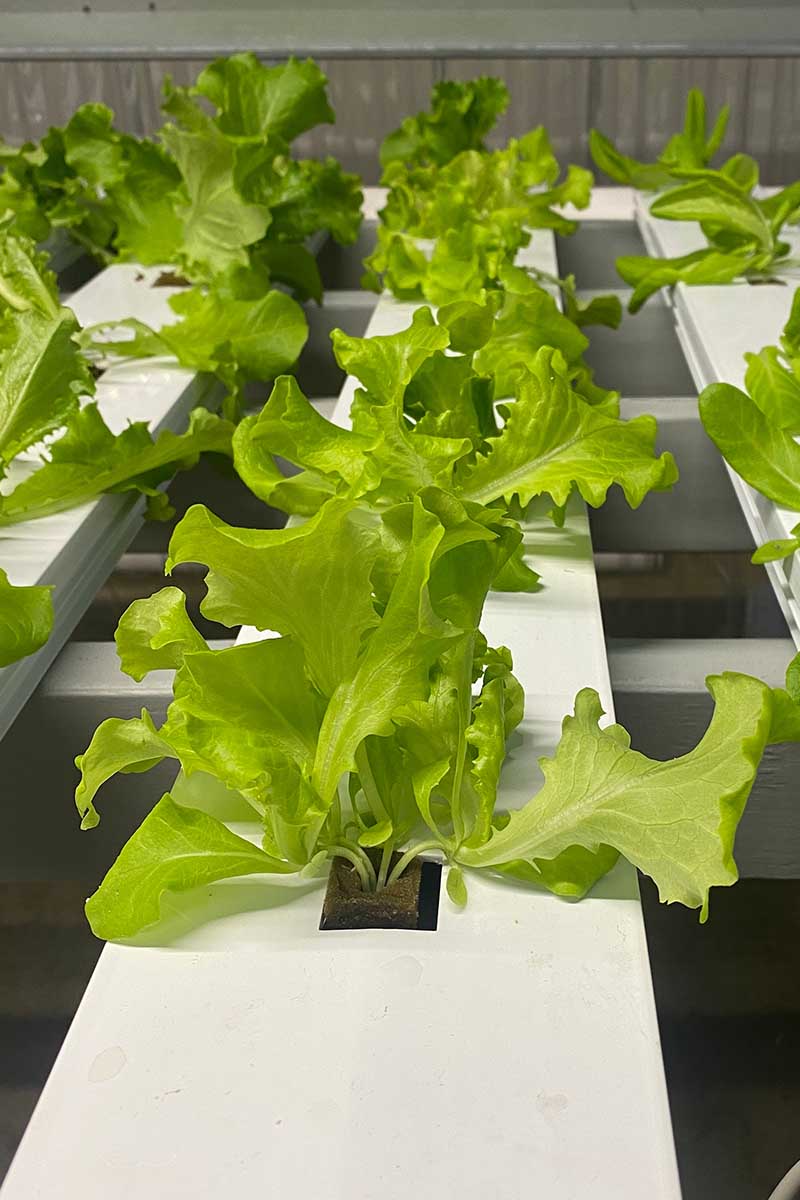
<box><xmin>1</xmin><ymin>56</ymin><xmax>798</xmax><ymax>182</ymax></box>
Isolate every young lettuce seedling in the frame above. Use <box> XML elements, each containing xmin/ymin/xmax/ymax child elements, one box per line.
<box><xmin>590</xmin><ymin>87</ymin><xmax>731</xmax><ymax>192</ymax></box>
<box><xmin>617</xmin><ymin>164</ymin><xmax>800</xmax><ymax>311</ymax></box>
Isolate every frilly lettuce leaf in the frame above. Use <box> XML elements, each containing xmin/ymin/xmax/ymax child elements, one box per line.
<box><xmin>159</xmin><ymin>115</ymin><xmax>270</xmax><ymax>281</ymax></box>
<box><xmin>459</xmin><ymin>672</ymin><xmax>775</xmax><ymax>919</ymax></box>
<box><xmin>472</xmin><ymin>289</ymin><xmax>588</xmax><ymax>396</ymax></box>
<box><xmin>367</xmin><ymin>115</ymin><xmax>592</xmax><ymax>304</ymax></box>
<box><xmin>0</xmin><ymin>223</ymin><xmax>60</xmax><ymax>319</ymax></box>
<box><xmin>104</xmin><ymin>138</ymin><xmax>184</xmax><ymax>264</ymax></box>
<box><xmin>380</xmin><ymin>77</ymin><xmax>510</xmax><ymax>172</ymax></box>
<box><xmin>166</xmin><ymin>497</ymin><xmax>381</xmax><ymax>697</ymax></box>
<box><xmin>75</xmin><ymin>708</ymin><xmax>176</xmax><ymax>830</ymax></box>
<box><xmin>115</xmin><ymin>586</ymin><xmax>206</xmax><ymax>682</ymax></box>
<box><xmin>81</xmin><ymin>281</ymin><xmax>308</xmax><ymax>421</ymax></box>
<box><xmin>0</xmin><ymin>227</ymin><xmax>93</xmax><ymax>466</ymax></box>
<box><xmin>332</xmin><ymin>306</ymin><xmax>449</xmax><ymax>402</ymax></box>
<box><xmin>0</xmin><ymin>405</ymin><xmax>233</xmax><ymax>525</ymax></box>
<box><xmin>194</xmin><ymin>53</ymin><xmax>334</xmax><ymax>144</ymax></box>
<box><xmin>457</xmin><ymin>346</ymin><xmax>678</xmax><ymax>510</ymax></box>
<box><xmin>232</xmin><ymin>307</ymin><xmax>671</xmax><ymax>527</ymax></box>
<box><xmin>0</xmin><ymin>308</ymin><xmax>93</xmax><ymax>469</ymax></box>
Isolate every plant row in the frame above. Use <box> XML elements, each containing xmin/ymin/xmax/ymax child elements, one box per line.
<box><xmin>2</xmin><ymin>72</ymin><xmax>799</xmax><ymax>940</ymax></box>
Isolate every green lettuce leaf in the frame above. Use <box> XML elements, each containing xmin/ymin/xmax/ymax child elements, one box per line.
<box><xmin>650</xmin><ymin>175</ymin><xmax>773</xmax><ymax>252</ymax></box>
<box><xmin>472</xmin><ymin>289</ymin><xmax>588</xmax><ymax>396</ymax></box>
<box><xmin>166</xmin><ymin>498</ymin><xmax>381</xmax><ymax>697</ymax></box>
<box><xmin>459</xmin><ymin>672</ymin><xmax>774</xmax><ymax>919</ymax></box>
<box><xmin>312</xmin><ymin>496</ymin><xmax>457</xmax><ymax>803</ymax></box>
<box><xmin>0</xmin><ymin>307</ymin><xmax>93</xmax><ymax>468</ymax></box>
<box><xmin>332</xmin><ymin>306</ymin><xmax>450</xmax><ymax>403</ymax></box>
<box><xmin>0</xmin><ymin>405</ymin><xmax>233</xmax><ymax>525</ymax></box>
<box><xmin>617</xmin><ymin>249</ymin><xmax>759</xmax><ymax>313</ymax></box>
<box><xmin>0</xmin><ymin>568</ymin><xmax>53</xmax><ymax>667</ymax></box>
<box><xmin>590</xmin><ymin>88</ymin><xmax>730</xmax><ymax>190</ymax></box>
<box><xmin>75</xmin><ymin>708</ymin><xmax>176</xmax><ymax>830</ymax></box>
<box><xmin>457</xmin><ymin>347</ymin><xmax>678</xmax><ymax>510</ymax></box>
<box><xmin>195</xmin><ymin>53</ymin><xmax>334</xmax><ymax>143</ymax></box>
<box><xmin>85</xmin><ymin>793</ymin><xmax>293</xmax><ymax>940</ymax></box>
<box><xmin>699</xmin><ymin>381</ymin><xmax>800</xmax><ymax>511</ymax></box>
<box><xmin>81</xmin><ymin>283</ymin><xmax>308</xmax><ymax>422</ymax></box>
<box><xmin>0</xmin><ymin>224</ymin><xmax>60</xmax><ymax>319</ymax></box>
<box><xmin>160</xmin><ymin>113</ymin><xmax>270</xmax><ymax>280</ymax></box>
<box><xmin>161</xmin><ymin>638</ymin><xmax>324</xmax><ymax>809</ymax></box>
<box><xmin>744</xmin><ymin>345</ymin><xmax>800</xmax><ymax>436</ymax></box>
<box><xmin>380</xmin><ymin>77</ymin><xmax>510</xmax><ymax>171</ymax></box>
<box><xmin>751</xmin><ymin>527</ymin><xmax>800</xmax><ymax>565</ymax></box>
<box><xmin>115</xmin><ymin>586</ymin><xmax>207</xmax><ymax>682</ymax></box>
<box><xmin>105</xmin><ymin>138</ymin><xmax>184</xmax><ymax>264</ymax></box>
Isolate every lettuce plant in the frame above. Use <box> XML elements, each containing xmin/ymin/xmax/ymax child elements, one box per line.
<box><xmin>0</xmin><ymin>224</ymin><xmax>236</xmax><ymax>665</ymax></box>
<box><xmin>74</xmin><ymin>491</ymin><xmax>800</xmax><ymax>939</ymax></box>
<box><xmin>380</xmin><ymin>77</ymin><xmax>511</xmax><ymax>172</ymax></box>
<box><xmin>0</xmin><ymin>55</ymin><xmax>362</xmax><ymax>289</ymax></box>
<box><xmin>0</xmin><ymin>106</ymin><xmax>126</xmax><ymax>255</ymax></box>
<box><xmin>232</xmin><ymin>298</ymin><xmax>677</xmax><ymax>545</ymax></box>
<box><xmin>149</xmin><ymin>54</ymin><xmax>362</xmax><ymax>290</ymax></box>
<box><xmin>617</xmin><ymin>164</ymin><xmax>800</xmax><ymax>311</ymax></box>
<box><xmin>590</xmin><ymin>88</ymin><xmax>731</xmax><ymax>191</ymax></box>
<box><xmin>1</xmin><ymin>57</ymin><xmax>362</xmax><ymax>418</ymax></box>
<box><xmin>700</xmin><ymin>286</ymin><xmax>800</xmax><ymax>562</ymax></box>
<box><xmin>363</xmin><ymin>78</ymin><xmax>594</xmax><ymax>306</ymax></box>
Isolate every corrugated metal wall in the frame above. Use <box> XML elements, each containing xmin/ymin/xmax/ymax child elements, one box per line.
<box><xmin>2</xmin><ymin>56</ymin><xmax>799</xmax><ymax>182</ymax></box>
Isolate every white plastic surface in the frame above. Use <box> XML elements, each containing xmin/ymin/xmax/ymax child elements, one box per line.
<box><xmin>1</xmin><ymin>241</ymin><xmax>682</xmax><ymax>1199</ymax></box>
<box><xmin>562</xmin><ymin>185</ymin><xmax>635</xmax><ymax>223</ymax></box>
<box><xmin>0</xmin><ymin>264</ymin><xmax>217</xmax><ymax>740</ymax></box>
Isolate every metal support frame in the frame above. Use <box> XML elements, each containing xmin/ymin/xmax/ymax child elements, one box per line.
<box><xmin>2</xmin><ymin>4</ymin><xmax>800</xmax><ymax>59</ymax></box>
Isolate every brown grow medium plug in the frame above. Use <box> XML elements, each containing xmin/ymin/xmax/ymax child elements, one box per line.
<box><xmin>153</xmin><ymin>270</ymin><xmax>191</xmax><ymax>288</ymax></box>
<box><xmin>320</xmin><ymin>852</ymin><xmax>422</xmax><ymax>931</ymax></box>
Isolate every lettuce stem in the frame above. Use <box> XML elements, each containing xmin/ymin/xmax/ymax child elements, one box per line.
<box><xmin>327</xmin><ymin>842</ymin><xmax>377</xmax><ymax>891</ymax></box>
<box><xmin>376</xmin><ymin>841</ymin><xmax>394</xmax><ymax>891</ymax></box>
<box><xmin>386</xmin><ymin>839</ymin><xmax>442</xmax><ymax>888</ymax></box>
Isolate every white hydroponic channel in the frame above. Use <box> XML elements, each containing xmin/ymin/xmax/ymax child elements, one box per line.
<box><xmin>635</xmin><ymin>190</ymin><xmax>800</xmax><ymax>646</ymax></box>
<box><xmin>1</xmin><ymin>195</ymin><xmax>681</xmax><ymax>1200</ymax></box>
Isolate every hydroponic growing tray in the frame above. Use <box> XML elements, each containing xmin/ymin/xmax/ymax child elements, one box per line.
<box><xmin>0</xmin><ymin>224</ymin><xmax>683</xmax><ymax>1200</ymax></box>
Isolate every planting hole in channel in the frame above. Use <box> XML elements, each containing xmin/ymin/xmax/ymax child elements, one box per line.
<box><xmin>319</xmin><ymin>855</ymin><xmax>442</xmax><ymax>932</ymax></box>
